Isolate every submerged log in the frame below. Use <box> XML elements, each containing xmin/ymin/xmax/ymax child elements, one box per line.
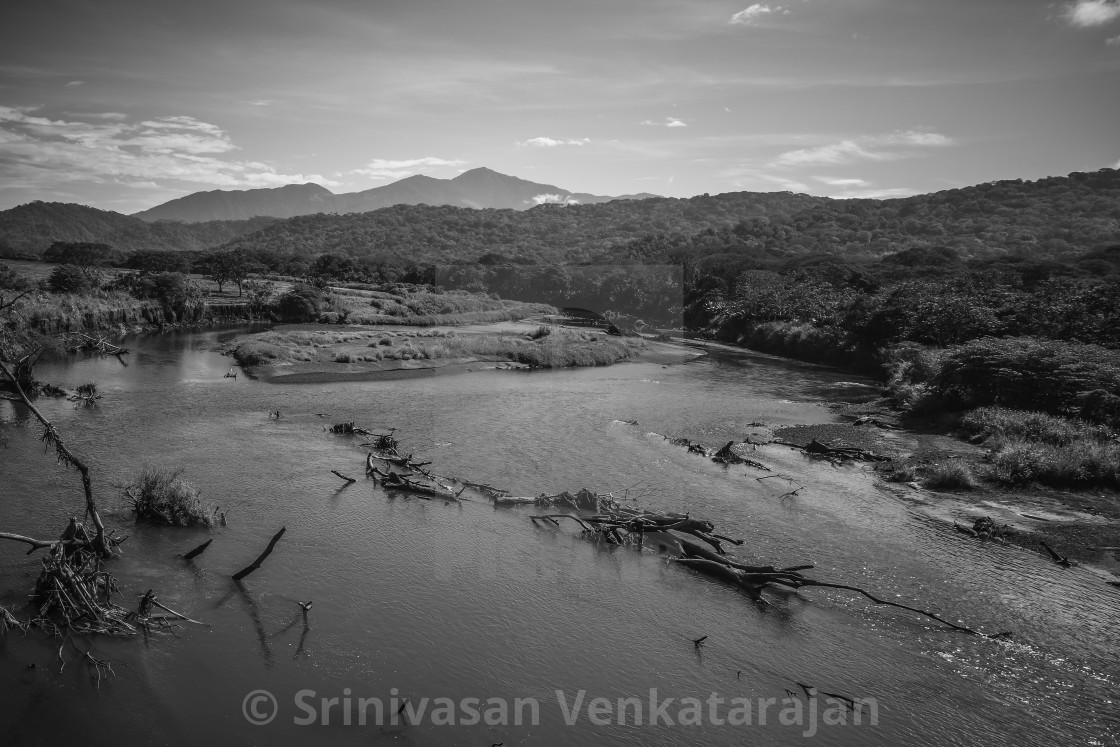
<box><xmin>182</xmin><ymin>538</ymin><xmax>213</xmax><ymax>560</ymax></box>
<box><xmin>781</xmin><ymin>438</ymin><xmax>890</xmax><ymax>463</ymax></box>
<box><xmin>232</xmin><ymin>527</ymin><xmax>286</xmax><ymax>581</ymax></box>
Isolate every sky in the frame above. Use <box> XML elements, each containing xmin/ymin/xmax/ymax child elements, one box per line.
<box><xmin>1</xmin><ymin>0</ymin><xmax>1119</xmax><ymax>214</ymax></box>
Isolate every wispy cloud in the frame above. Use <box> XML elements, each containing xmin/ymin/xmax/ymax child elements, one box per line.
<box><xmin>829</xmin><ymin>186</ymin><xmax>918</xmax><ymax>199</ymax></box>
<box><xmin>1063</xmin><ymin>0</ymin><xmax>1120</xmax><ymax>27</ymax></box>
<box><xmin>63</xmin><ymin>112</ymin><xmax>129</xmax><ymax>121</ymax></box>
<box><xmin>64</xmin><ymin>80</ymin><xmax>84</xmax><ymax>87</ymax></box>
<box><xmin>641</xmin><ymin>117</ymin><xmax>688</xmax><ymax>127</ymax></box>
<box><xmin>0</xmin><ymin>106</ymin><xmax>335</xmax><ymax>192</ymax></box>
<box><xmin>245</xmin><ymin>99</ymin><xmax>281</xmax><ymax>107</ymax></box>
<box><xmin>773</xmin><ymin>129</ymin><xmax>954</xmax><ymax>167</ymax></box>
<box><xmin>1107</xmin><ymin>34</ymin><xmax>1120</xmax><ymax>43</ymax></box>
<box><xmin>352</xmin><ymin>156</ymin><xmax>466</xmax><ymax>181</ymax></box>
<box><xmin>729</xmin><ymin>4</ymin><xmax>788</xmax><ymax>26</ymax></box>
<box><xmin>517</xmin><ymin>136</ymin><xmax>590</xmax><ymax>147</ymax></box>
<box><xmin>814</xmin><ymin>176</ymin><xmax>872</xmax><ymax>187</ymax></box>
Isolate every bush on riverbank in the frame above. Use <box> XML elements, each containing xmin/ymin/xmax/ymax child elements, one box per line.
<box><xmin>126</xmin><ymin>467</ymin><xmax>212</xmax><ymax>527</ymax></box>
<box><xmin>230</xmin><ymin>340</ymin><xmax>289</xmax><ymax>366</ymax></box>
<box><xmin>735</xmin><ymin>321</ymin><xmax>872</xmax><ymax>370</ymax></box>
<box><xmin>882</xmin><ymin>338</ymin><xmax>1120</xmax><ymax>427</ymax></box>
<box><xmin>931</xmin><ymin>337</ymin><xmax>1120</xmax><ymax>422</ymax></box>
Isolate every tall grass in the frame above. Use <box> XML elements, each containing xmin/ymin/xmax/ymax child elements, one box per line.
<box><xmin>923</xmin><ymin>460</ymin><xmax>979</xmax><ymax>490</ymax></box>
<box><xmin>988</xmin><ymin>440</ymin><xmax>1120</xmax><ymax>488</ymax></box>
<box><xmin>961</xmin><ymin>407</ymin><xmax>1114</xmax><ymax>447</ymax></box>
<box><xmin>959</xmin><ymin>406</ymin><xmax>1120</xmax><ymax>488</ymax></box>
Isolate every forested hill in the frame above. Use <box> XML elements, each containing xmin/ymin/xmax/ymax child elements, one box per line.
<box><xmin>216</xmin><ymin>191</ymin><xmax>827</xmax><ymax>264</ymax></box>
<box><xmin>0</xmin><ymin>202</ymin><xmax>276</xmax><ymax>257</ymax></box>
<box><xmin>2</xmin><ymin>168</ymin><xmax>1118</xmax><ymax>264</ymax></box>
<box><xmin>217</xmin><ymin>168</ymin><xmax>1120</xmax><ymax>265</ymax></box>
<box><xmin>597</xmin><ymin>169</ymin><xmax>1120</xmax><ymax>266</ymax></box>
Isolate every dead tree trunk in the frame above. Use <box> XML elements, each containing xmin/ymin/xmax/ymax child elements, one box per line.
<box><xmin>0</xmin><ymin>359</ymin><xmax>112</xmax><ymax>557</ymax></box>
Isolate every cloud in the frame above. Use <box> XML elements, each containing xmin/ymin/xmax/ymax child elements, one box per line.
<box><xmin>814</xmin><ymin>176</ymin><xmax>871</xmax><ymax>187</ymax></box>
<box><xmin>65</xmin><ymin>81</ymin><xmax>84</xmax><ymax>87</ymax></box>
<box><xmin>352</xmin><ymin>156</ymin><xmax>466</xmax><ymax>181</ymax></box>
<box><xmin>773</xmin><ymin>129</ymin><xmax>953</xmax><ymax>166</ymax></box>
<box><xmin>245</xmin><ymin>99</ymin><xmax>280</xmax><ymax>107</ymax></box>
<box><xmin>666</xmin><ymin>118</ymin><xmax>687</xmax><ymax>128</ymax></box>
<box><xmin>0</xmin><ymin>106</ymin><xmax>335</xmax><ymax>193</ymax></box>
<box><xmin>517</xmin><ymin>136</ymin><xmax>590</xmax><ymax>148</ymax></box>
<box><xmin>1063</xmin><ymin>0</ymin><xmax>1120</xmax><ymax>27</ymax></box>
<box><xmin>63</xmin><ymin>111</ymin><xmax>129</xmax><ymax>120</ymax></box>
<box><xmin>774</xmin><ymin>140</ymin><xmax>884</xmax><ymax>166</ymax></box>
<box><xmin>1107</xmin><ymin>34</ymin><xmax>1120</xmax><ymax>43</ymax></box>
<box><xmin>828</xmin><ymin>186</ymin><xmax>918</xmax><ymax>199</ymax></box>
<box><xmin>530</xmin><ymin>193</ymin><xmax>579</xmax><ymax>205</ymax></box>
<box><xmin>641</xmin><ymin>117</ymin><xmax>687</xmax><ymax>127</ymax></box>
<box><xmin>729</xmin><ymin>4</ymin><xmax>786</xmax><ymax>26</ymax></box>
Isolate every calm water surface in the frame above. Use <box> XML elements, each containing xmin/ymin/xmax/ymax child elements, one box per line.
<box><xmin>0</xmin><ymin>328</ymin><xmax>1116</xmax><ymax>746</ymax></box>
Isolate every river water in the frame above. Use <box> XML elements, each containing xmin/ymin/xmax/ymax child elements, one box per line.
<box><xmin>0</xmin><ymin>327</ymin><xmax>1116</xmax><ymax>747</ymax></box>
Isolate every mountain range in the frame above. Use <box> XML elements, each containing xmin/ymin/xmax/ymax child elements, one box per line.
<box><xmin>131</xmin><ymin>167</ymin><xmax>658</xmax><ymax>222</ymax></box>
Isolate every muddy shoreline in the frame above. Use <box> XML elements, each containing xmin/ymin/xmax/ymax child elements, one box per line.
<box><xmin>681</xmin><ymin>336</ymin><xmax>1120</xmax><ymax>578</ymax></box>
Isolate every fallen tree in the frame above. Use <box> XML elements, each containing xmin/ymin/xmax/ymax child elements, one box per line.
<box><xmin>527</xmin><ymin>492</ymin><xmax>1003</xmax><ymax>637</ymax></box>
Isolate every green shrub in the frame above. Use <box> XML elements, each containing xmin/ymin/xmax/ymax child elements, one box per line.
<box><xmin>46</xmin><ymin>264</ymin><xmax>98</xmax><ymax>294</ymax></box>
<box><xmin>275</xmin><ymin>283</ymin><xmax>325</xmax><ymax>322</ymax></box>
<box><xmin>126</xmin><ymin>467</ymin><xmax>212</xmax><ymax>527</ymax></box>
<box><xmin>0</xmin><ymin>263</ymin><xmax>32</xmax><ymax>291</ymax></box>
<box><xmin>932</xmin><ymin>337</ymin><xmax>1120</xmax><ymax>424</ymax></box>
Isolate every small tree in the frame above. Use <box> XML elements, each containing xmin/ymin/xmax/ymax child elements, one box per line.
<box><xmin>46</xmin><ymin>264</ymin><xmax>98</xmax><ymax>294</ymax></box>
<box><xmin>242</xmin><ymin>279</ymin><xmax>274</xmax><ymax>314</ymax></box>
<box><xmin>200</xmin><ymin>251</ymin><xmax>249</xmax><ymax>295</ymax></box>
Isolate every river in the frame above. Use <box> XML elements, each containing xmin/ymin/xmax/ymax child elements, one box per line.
<box><xmin>0</xmin><ymin>327</ymin><xmax>1116</xmax><ymax>746</ymax></box>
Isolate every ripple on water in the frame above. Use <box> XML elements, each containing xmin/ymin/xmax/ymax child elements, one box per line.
<box><xmin>0</xmin><ymin>333</ymin><xmax>1116</xmax><ymax>746</ymax></box>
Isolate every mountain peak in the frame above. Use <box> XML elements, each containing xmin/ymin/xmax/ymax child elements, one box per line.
<box><xmin>133</xmin><ymin>167</ymin><xmax>651</xmax><ymax>222</ymax></box>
